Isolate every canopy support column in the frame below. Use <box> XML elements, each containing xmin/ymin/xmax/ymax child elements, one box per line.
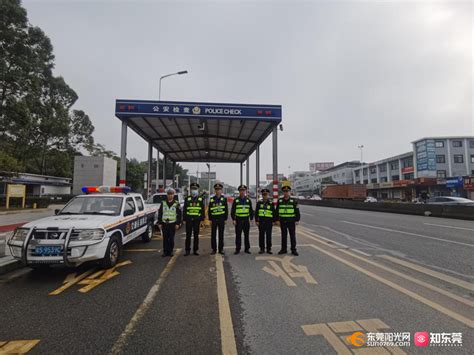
<box><xmin>272</xmin><ymin>126</ymin><xmax>278</xmax><ymax>204</ymax></box>
<box><xmin>246</xmin><ymin>157</ymin><xmax>250</xmax><ymax>187</ymax></box>
<box><xmin>162</xmin><ymin>154</ymin><xmax>167</xmax><ymax>188</ymax></box>
<box><xmin>155</xmin><ymin>148</ymin><xmax>160</xmax><ymax>193</ymax></box>
<box><xmin>256</xmin><ymin>145</ymin><xmax>260</xmax><ymax>205</ymax></box>
<box><xmin>119</xmin><ymin>121</ymin><xmax>127</xmax><ymax>187</ymax></box>
<box><xmin>240</xmin><ymin>162</ymin><xmax>243</xmax><ymax>186</ymax></box>
<box><xmin>147</xmin><ymin>141</ymin><xmax>153</xmax><ymax>198</ymax></box>
<box><xmin>172</xmin><ymin>161</ymin><xmax>177</xmax><ymax>188</ymax></box>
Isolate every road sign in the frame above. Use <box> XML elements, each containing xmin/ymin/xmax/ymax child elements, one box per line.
<box><xmin>6</xmin><ymin>184</ymin><xmax>26</xmax><ymax>209</ymax></box>
<box><xmin>266</xmin><ymin>174</ymin><xmax>284</xmax><ymax>180</ymax></box>
<box><xmin>201</xmin><ymin>172</ymin><xmax>216</xmax><ymax>179</ymax></box>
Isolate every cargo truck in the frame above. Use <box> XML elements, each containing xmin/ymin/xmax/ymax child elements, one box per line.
<box><xmin>322</xmin><ymin>184</ymin><xmax>367</xmax><ymax>200</ymax></box>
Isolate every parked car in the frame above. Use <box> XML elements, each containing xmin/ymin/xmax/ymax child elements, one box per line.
<box><xmin>364</xmin><ymin>197</ymin><xmax>378</xmax><ymax>203</ymax></box>
<box><xmin>425</xmin><ymin>196</ymin><xmax>474</xmax><ymax>206</ymax></box>
<box><xmin>310</xmin><ymin>195</ymin><xmax>322</xmax><ymax>201</ymax></box>
<box><xmin>147</xmin><ymin>191</ymin><xmax>185</xmax><ymax>211</ymax></box>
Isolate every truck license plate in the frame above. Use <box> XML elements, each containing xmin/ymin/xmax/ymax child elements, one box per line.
<box><xmin>35</xmin><ymin>246</ymin><xmax>62</xmax><ymax>256</ymax></box>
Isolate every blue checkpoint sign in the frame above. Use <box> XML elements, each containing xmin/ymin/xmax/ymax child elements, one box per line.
<box><xmin>115</xmin><ymin>99</ymin><xmax>282</xmax><ymax>122</ymax></box>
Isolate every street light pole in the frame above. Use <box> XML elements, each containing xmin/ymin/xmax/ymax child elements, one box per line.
<box><xmin>159</xmin><ymin>70</ymin><xmax>188</xmax><ymax>100</ymax></box>
<box><xmin>358</xmin><ymin>145</ymin><xmax>364</xmax><ymax>165</ymax></box>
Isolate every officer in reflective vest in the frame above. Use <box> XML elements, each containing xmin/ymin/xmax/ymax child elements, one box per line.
<box><xmin>158</xmin><ymin>188</ymin><xmax>182</xmax><ymax>257</ymax></box>
<box><xmin>209</xmin><ymin>183</ymin><xmax>229</xmax><ymax>255</ymax></box>
<box><xmin>276</xmin><ymin>183</ymin><xmax>301</xmax><ymax>256</ymax></box>
<box><xmin>255</xmin><ymin>188</ymin><xmax>276</xmax><ymax>254</ymax></box>
<box><xmin>231</xmin><ymin>185</ymin><xmax>254</xmax><ymax>254</ymax></box>
<box><xmin>183</xmin><ymin>182</ymin><xmax>205</xmax><ymax>256</ymax></box>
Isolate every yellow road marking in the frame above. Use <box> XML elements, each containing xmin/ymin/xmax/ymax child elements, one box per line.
<box><xmin>78</xmin><ymin>260</ymin><xmax>132</xmax><ymax>293</ymax></box>
<box><xmin>216</xmin><ymin>254</ymin><xmax>238</xmax><ymax>355</ymax></box>
<box><xmin>328</xmin><ymin>320</ymin><xmax>364</xmax><ymax>333</ymax></box>
<box><xmin>356</xmin><ymin>319</ymin><xmax>405</xmax><ymax>355</ymax></box>
<box><xmin>0</xmin><ymin>340</ymin><xmax>40</xmax><ymax>354</ymax></box>
<box><xmin>302</xmin><ymin>323</ymin><xmax>352</xmax><ymax>355</ymax></box>
<box><xmin>256</xmin><ymin>256</ymin><xmax>317</xmax><ymax>287</ymax></box>
<box><xmin>109</xmin><ymin>249</ymin><xmax>182</xmax><ymax>355</ymax></box>
<box><xmin>379</xmin><ymin>255</ymin><xmax>474</xmax><ymax>291</ymax></box>
<box><xmin>49</xmin><ymin>269</ymin><xmax>97</xmax><ymax>296</ymax></box>
<box><xmin>301</xmin><ymin>229</ymin><xmax>474</xmax><ymax>307</ymax></box>
<box><xmin>302</xmin><ymin>318</ymin><xmax>406</xmax><ymax>355</ymax></box>
<box><xmin>340</xmin><ymin>250</ymin><xmax>474</xmax><ymax>307</ymax></box>
<box><xmin>299</xmin><ymin>230</ymin><xmax>474</xmax><ymax>327</ymax></box>
<box><xmin>341</xmin><ymin>221</ymin><xmax>474</xmax><ymax>248</ymax></box>
<box><xmin>124</xmin><ymin>248</ymin><xmax>159</xmax><ymax>252</ymax></box>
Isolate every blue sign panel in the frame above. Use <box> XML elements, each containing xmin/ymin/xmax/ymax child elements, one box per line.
<box><xmin>115</xmin><ymin>99</ymin><xmax>282</xmax><ymax>122</ymax></box>
<box><xmin>446</xmin><ymin>176</ymin><xmax>463</xmax><ymax>188</ymax></box>
<box><xmin>416</xmin><ymin>139</ymin><xmax>436</xmax><ymax>172</ymax></box>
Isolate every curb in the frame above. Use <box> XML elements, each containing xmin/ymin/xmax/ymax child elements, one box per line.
<box><xmin>0</xmin><ymin>208</ymin><xmax>50</xmax><ymax>216</ymax></box>
<box><xmin>0</xmin><ymin>257</ymin><xmax>23</xmax><ymax>276</ymax></box>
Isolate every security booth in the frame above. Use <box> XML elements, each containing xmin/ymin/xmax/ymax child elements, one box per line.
<box><xmin>115</xmin><ymin>99</ymin><xmax>282</xmax><ymax>203</ymax></box>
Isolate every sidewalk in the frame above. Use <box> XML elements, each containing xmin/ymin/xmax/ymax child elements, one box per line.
<box><xmin>0</xmin><ymin>230</ymin><xmax>21</xmax><ymax>275</ymax></box>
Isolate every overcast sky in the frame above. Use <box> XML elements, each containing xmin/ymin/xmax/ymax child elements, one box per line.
<box><xmin>23</xmin><ymin>0</ymin><xmax>472</xmax><ymax>186</ymax></box>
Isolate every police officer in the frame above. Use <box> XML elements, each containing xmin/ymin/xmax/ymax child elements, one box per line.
<box><xmin>209</xmin><ymin>183</ymin><xmax>228</xmax><ymax>255</ymax></box>
<box><xmin>276</xmin><ymin>183</ymin><xmax>301</xmax><ymax>256</ymax></box>
<box><xmin>183</xmin><ymin>182</ymin><xmax>205</xmax><ymax>256</ymax></box>
<box><xmin>231</xmin><ymin>185</ymin><xmax>254</xmax><ymax>254</ymax></box>
<box><xmin>255</xmin><ymin>188</ymin><xmax>276</xmax><ymax>254</ymax></box>
<box><xmin>158</xmin><ymin>188</ymin><xmax>182</xmax><ymax>257</ymax></box>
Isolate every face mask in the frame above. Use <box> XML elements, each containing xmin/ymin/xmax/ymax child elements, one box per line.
<box><xmin>191</xmin><ymin>190</ymin><xmax>199</xmax><ymax>197</ymax></box>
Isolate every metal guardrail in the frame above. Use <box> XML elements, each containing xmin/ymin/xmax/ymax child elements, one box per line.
<box><xmin>298</xmin><ymin>199</ymin><xmax>474</xmax><ymax>221</ymax></box>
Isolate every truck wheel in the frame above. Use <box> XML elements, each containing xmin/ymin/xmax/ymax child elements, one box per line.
<box><xmin>101</xmin><ymin>236</ymin><xmax>120</xmax><ymax>269</ymax></box>
<box><xmin>141</xmin><ymin>222</ymin><xmax>153</xmax><ymax>243</ymax></box>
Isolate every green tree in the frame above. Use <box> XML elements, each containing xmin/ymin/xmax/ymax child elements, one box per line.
<box><xmin>0</xmin><ymin>0</ymin><xmax>111</xmax><ymax>178</ymax></box>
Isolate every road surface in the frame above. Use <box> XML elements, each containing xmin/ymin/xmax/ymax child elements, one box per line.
<box><xmin>0</xmin><ymin>205</ymin><xmax>472</xmax><ymax>354</ymax></box>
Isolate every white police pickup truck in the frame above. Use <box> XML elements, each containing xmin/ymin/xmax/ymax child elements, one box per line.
<box><xmin>8</xmin><ymin>186</ymin><xmax>158</xmax><ymax>269</ymax></box>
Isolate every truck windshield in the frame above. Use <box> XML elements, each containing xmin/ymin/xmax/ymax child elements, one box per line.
<box><xmin>59</xmin><ymin>196</ymin><xmax>123</xmax><ymax>216</ymax></box>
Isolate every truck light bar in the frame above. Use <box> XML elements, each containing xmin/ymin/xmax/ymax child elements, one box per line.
<box><xmin>81</xmin><ymin>186</ymin><xmax>131</xmax><ymax>194</ymax></box>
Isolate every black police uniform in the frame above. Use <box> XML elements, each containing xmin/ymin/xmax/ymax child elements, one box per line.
<box><xmin>183</xmin><ymin>194</ymin><xmax>205</xmax><ymax>255</ymax></box>
<box><xmin>276</xmin><ymin>194</ymin><xmax>300</xmax><ymax>255</ymax></box>
<box><xmin>209</xmin><ymin>193</ymin><xmax>229</xmax><ymax>254</ymax></box>
<box><xmin>255</xmin><ymin>197</ymin><xmax>276</xmax><ymax>253</ymax></box>
<box><xmin>158</xmin><ymin>199</ymin><xmax>182</xmax><ymax>256</ymax></box>
<box><xmin>230</xmin><ymin>191</ymin><xmax>254</xmax><ymax>254</ymax></box>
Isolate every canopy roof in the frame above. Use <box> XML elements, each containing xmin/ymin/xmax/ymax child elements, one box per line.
<box><xmin>115</xmin><ymin>99</ymin><xmax>282</xmax><ymax>163</ymax></box>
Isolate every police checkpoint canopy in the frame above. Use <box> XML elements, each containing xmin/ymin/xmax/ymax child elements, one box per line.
<box><xmin>115</xmin><ymin>99</ymin><xmax>282</xmax><ymax>163</ymax></box>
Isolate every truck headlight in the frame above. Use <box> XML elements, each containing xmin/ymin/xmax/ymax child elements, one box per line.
<box><xmin>10</xmin><ymin>228</ymin><xmax>29</xmax><ymax>242</ymax></box>
<box><xmin>70</xmin><ymin>229</ymin><xmax>105</xmax><ymax>241</ymax></box>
